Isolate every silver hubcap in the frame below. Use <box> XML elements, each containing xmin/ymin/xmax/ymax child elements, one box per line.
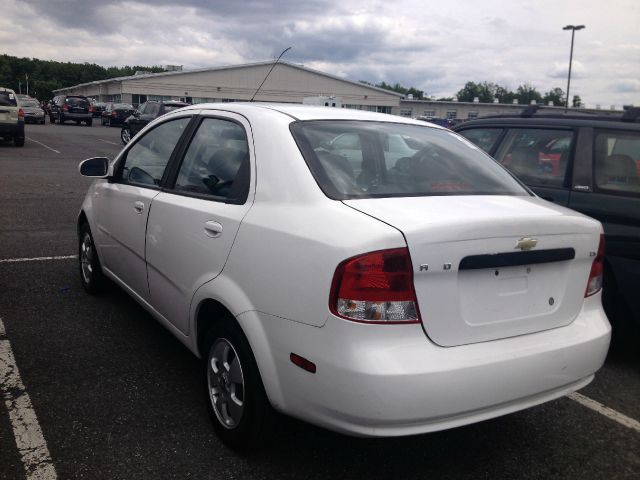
<box><xmin>207</xmin><ymin>338</ymin><xmax>245</xmax><ymax>429</ymax></box>
<box><xmin>122</xmin><ymin>129</ymin><xmax>130</xmax><ymax>143</ymax></box>
<box><xmin>80</xmin><ymin>233</ymin><xmax>94</xmax><ymax>284</ymax></box>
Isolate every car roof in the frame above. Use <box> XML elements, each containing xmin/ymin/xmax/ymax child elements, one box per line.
<box><xmin>183</xmin><ymin>102</ymin><xmax>440</xmax><ymax>126</ymax></box>
<box><xmin>454</xmin><ymin>115</ymin><xmax>640</xmax><ymax>131</ymax></box>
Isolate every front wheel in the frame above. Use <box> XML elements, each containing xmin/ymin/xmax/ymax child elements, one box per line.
<box><xmin>121</xmin><ymin>127</ymin><xmax>131</xmax><ymax>144</ymax></box>
<box><xmin>78</xmin><ymin>223</ymin><xmax>106</xmax><ymax>294</ymax></box>
<box><xmin>86</xmin><ymin>119</ymin><xmax>92</xmax><ymax>126</ymax></box>
<box><xmin>204</xmin><ymin>321</ymin><xmax>274</xmax><ymax>449</ymax></box>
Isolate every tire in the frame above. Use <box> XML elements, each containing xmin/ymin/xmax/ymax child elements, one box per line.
<box><xmin>121</xmin><ymin>127</ymin><xmax>131</xmax><ymax>144</ymax></box>
<box><xmin>75</xmin><ymin>120</ymin><xmax>81</xmax><ymax>125</ymax></box>
<box><xmin>86</xmin><ymin>119</ymin><xmax>92</xmax><ymax>127</ymax></box>
<box><xmin>49</xmin><ymin>115</ymin><xmax>55</xmax><ymax>124</ymax></box>
<box><xmin>203</xmin><ymin>320</ymin><xmax>274</xmax><ymax>449</ymax></box>
<box><xmin>58</xmin><ymin>114</ymin><xmax>64</xmax><ymax>124</ymax></box>
<box><xmin>14</xmin><ymin>136</ymin><xmax>25</xmax><ymax>147</ymax></box>
<box><xmin>78</xmin><ymin>222</ymin><xmax>107</xmax><ymax>294</ymax></box>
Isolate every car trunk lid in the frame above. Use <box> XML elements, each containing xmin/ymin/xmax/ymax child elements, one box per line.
<box><xmin>343</xmin><ymin>195</ymin><xmax>600</xmax><ymax>346</ymax></box>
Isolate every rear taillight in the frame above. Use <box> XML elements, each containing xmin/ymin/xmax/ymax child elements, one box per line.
<box><xmin>18</xmin><ymin>108</ymin><xmax>24</xmax><ymax>120</ymax></box>
<box><xmin>585</xmin><ymin>234</ymin><xmax>605</xmax><ymax>297</ymax></box>
<box><xmin>62</xmin><ymin>104</ymin><xmax>69</xmax><ymax>111</ymax></box>
<box><xmin>330</xmin><ymin>248</ymin><xmax>420</xmax><ymax>324</ymax></box>
<box><xmin>89</xmin><ymin>106</ymin><xmax>94</xmax><ymax>113</ymax></box>
<box><xmin>111</xmin><ymin>111</ymin><xmax>117</xmax><ymax>117</ymax></box>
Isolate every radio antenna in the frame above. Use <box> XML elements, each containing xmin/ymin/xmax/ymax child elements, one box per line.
<box><xmin>250</xmin><ymin>46</ymin><xmax>292</xmax><ymax>102</ymax></box>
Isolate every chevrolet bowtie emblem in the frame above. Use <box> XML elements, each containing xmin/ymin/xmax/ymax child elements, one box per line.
<box><xmin>516</xmin><ymin>237</ymin><xmax>538</xmax><ymax>251</ymax></box>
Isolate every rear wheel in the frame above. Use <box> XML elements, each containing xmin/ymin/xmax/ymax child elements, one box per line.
<box><xmin>203</xmin><ymin>321</ymin><xmax>274</xmax><ymax>449</ymax></box>
<box><xmin>78</xmin><ymin>222</ymin><xmax>106</xmax><ymax>294</ymax></box>
<box><xmin>14</xmin><ymin>136</ymin><xmax>25</xmax><ymax>147</ymax></box>
<box><xmin>121</xmin><ymin>127</ymin><xmax>131</xmax><ymax>144</ymax></box>
<box><xmin>86</xmin><ymin>119</ymin><xmax>92</xmax><ymax>126</ymax></box>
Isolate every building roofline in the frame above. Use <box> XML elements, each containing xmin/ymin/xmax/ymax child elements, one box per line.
<box><xmin>53</xmin><ymin>60</ymin><xmax>405</xmax><ymax>98</ymax></box>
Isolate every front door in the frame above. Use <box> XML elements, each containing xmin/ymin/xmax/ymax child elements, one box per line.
<box><xmin>93</xmin><ymin>115</ymin><xmax>192</xmax><ymax>300</ymax></box>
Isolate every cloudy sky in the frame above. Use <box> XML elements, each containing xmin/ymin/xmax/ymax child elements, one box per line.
<box><xmin>2</xmin><ymin>0</ymin><xmax>639</xmax><ymax>107</ymax></box>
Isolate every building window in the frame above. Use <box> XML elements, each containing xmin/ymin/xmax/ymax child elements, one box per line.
<box><xmin>399</xmin><ymin>108</ymin><xmax>413</xmax><ymax>117</ymax></box>
<box><xmin>132</xmin><ymin>94</ymin><xmax>147</xmax><ymax>106</ymax></box>
<box><xmin>148</xmin><ymin>95</ymin><xmax>173</xmax><ymax>102</ymax></box>
<box><xmin>423</xmin><ymin>109</ymin><xmax>436</xmax><ymax>117</ymax></box>
<box><xmin>446</xmin><ymin>110</ymin><xmax>457</xmax><ymax>120</ymax></box>
<box><xmin>468</xmin><ymin>111</ymin><xmax>479</xmax><ymax>119</ymax></box>
<box><xmin>376</xmin><ymin>106</ymin><xmax>392</xmax><ymax>114</ymax></box>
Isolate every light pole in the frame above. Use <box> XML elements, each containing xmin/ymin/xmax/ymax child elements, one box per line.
<box><xmin>563</xmin><ymin>24</ymin><xmax>585</xmax><ymax>111</ymax></box>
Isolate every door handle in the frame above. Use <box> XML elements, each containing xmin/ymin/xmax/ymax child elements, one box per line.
<box><xmin>204</xmin><ymin>221</ymin><xmax>223</xmax><ymax>238</ymax></box>
<box><xmin>133</xmin><ymin>201</ymin><xmax>145</xmax><ymax>214</ymax></box>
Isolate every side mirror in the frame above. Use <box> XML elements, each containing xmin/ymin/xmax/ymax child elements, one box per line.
<box><xmin>79</xmin><ymin>157</ymin><xmax>110</xmax><ymax>178</ymax></box>
<box><xmin>133</xmin><ymin>111</ymin><xmax>141</xmax><ymax>117</ymax></box>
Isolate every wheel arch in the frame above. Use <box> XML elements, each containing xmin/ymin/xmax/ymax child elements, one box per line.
<box><xmin>191</xmin><ymin>291</ymin><xmax>285</xmax><ymax>410</ymax></box>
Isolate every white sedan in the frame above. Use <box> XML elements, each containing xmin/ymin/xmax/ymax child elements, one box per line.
<box><xmin>78</xmin><ymin>103</ymin><xmax>610</xmax><ymax>448</ymax></box>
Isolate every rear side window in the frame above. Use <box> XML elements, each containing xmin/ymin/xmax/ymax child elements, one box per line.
<box><xmin>458</xmin><ymin>128</ymin><xmax>503</xmax><ymax>153</ymax></box>
<box><xmin>173</xmin><ymin>118</ymin><xmax>249</xmax><ymax>202</ymax></box>
<box><xmin>493</xmin><ymin>128</ymin><xmax>574</xmax><ymax>188</ymax></box>
<box><xmin>594</xmin><ymin>130</ymin><xmax>640</xmax><ymax>195</ymax></box>
<box><xmin>290</xmin><ymin>120</ymin><xmax>528</xmax><ymax>199</ymax></box>
<box><xmin>120</xmin><ymin>117</ymin><xmax>190</xmax><ymax>187</ymax></box>
<box><xmin>0</xmin><ymin>92</ymin><xmax>17</xmax><ymax>106</ymax></box>
<box><xmin>146</xmin><ymin>103</ymin><xmax>160</xmax><ymax>116</ymax></box>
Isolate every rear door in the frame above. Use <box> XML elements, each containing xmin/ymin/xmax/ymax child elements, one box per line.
<box><xmin>145</xmin><ymin>113</ymin><xmax>253</xmax><ymax>334</ymax></box>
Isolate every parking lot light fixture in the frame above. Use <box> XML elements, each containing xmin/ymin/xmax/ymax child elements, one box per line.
<box><xmin>563</xmin><ymin>24</ymin><xmax>585</xmax><ymax>112</ymax></box>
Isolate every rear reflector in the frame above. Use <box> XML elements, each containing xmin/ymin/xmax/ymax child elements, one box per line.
<box><xmin>330</xmin><ymin>248</ymin><xmax>420</xmax><ymax>324</ymax></box>
<box><xmin>585</xmin><ymin>234</ymin><xmax>605</xmax><ymax>297</ymax></box>
<box><xmin>290</xmin><ymin>353</ymin><xmax>316</xmax><ymax>373</ymax></box>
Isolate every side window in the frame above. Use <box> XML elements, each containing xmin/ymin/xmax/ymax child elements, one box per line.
<box><xmin>146</xmin><ymin>103</ymin><xmax>160</xmax><ymax>116</ymax></box>
<box><xmin>458</xmin><ymin>128</ymin><xmax>503</xmax><ymax>153</ymax></box>
<box><xmin>594</xmin><ymin>130</ymin><xmax>640</xmax><ymax>195</ymax></box>
<box><xmin>173</xmin><ymin>118</ymin><xmax>249</xmax><ymax>201</ymax></box>
<box><xmin>494</xmin><ymin>128</ymin><xmax>574</xmax><ymax>187</ymax></box>
<box><xmin>120</xmin><ymin>117</ymin><xmax>190</xmax><ymax>187</ymax></box>
<box><xmin>137</xmin><ymin>102</ymin><xmax>147</xmax><ymax>114</ymax></box>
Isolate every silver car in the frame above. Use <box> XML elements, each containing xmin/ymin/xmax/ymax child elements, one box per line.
<box><xmin>21</xmin><ymin>98</ymin><xmax>45</xmax><ymax>124</ymax></box>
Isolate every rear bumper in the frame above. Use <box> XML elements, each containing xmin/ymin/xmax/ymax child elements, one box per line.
<box><xmin>0</xmin><ymin>122</ymin><xmax>24</xmax><ymax>138</ymax></box>
<box><xmin>61</xmin><ymin>113</ymin><xmax>91</xmax><ymax>121</ymax></box>
<box><xmin>252</xmin><ymin>294</ymin><xmax>610</xmax><ymax>437</ymax></box>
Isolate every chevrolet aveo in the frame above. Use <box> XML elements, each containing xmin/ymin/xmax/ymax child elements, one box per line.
<box><xmin>78</xmin><ymin>104</ymin><xmax>611</xmax><ymax>448</ymax></box>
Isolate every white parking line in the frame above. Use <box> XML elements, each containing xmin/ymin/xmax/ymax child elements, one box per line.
<box><xmin>0</xmin><ymin>318</ymin><xmax>58</xmax><ymax>479</ymax></box>
<box><xmin>97</xmin><ymin>138</ymin><xmax>121</xmax><ymax>146</ymax></box>
<box><xmin>25</xmin><ymin>138</ymin><xmax>61</xmax><ymax>154</ymax></box>
<box><xmin>568</xmin><ymin>392</ymin><xmax>640</xmax><ymax>433</ymax></box>
<box><xmin>0</xmin><ymin>255</ymin><xmax>77</xmax><ymax>264</ymax></box>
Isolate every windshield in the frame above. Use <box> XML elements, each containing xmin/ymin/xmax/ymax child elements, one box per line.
<box><xmin>290</xmin><ymin>120</ymin><xmax>529</xmax><ymax>199</ymax></box>
<box><xmin>0</xmin><ymin>92</ymin><xmax>17</xmax><ymax>106</ymax></box>
<box><xmin>23</xmin><ymin>101</ymin><xmax>40</xmax><ymax>107</ymax></box>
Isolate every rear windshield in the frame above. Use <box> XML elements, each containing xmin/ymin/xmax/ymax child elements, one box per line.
<box><xmin>66</xmin><ymin>97</ymin><xmax>89</xmax><ymax>107</ymax></box>
<box><xmin>290</xmin><ymin>120</ymin><xmax>529</xmax><ymax>199</ymax></box>
<box><xmin>114</xmin><ymin>103</ymin><xmax>134</xmax><ymax>109</ymax></box>
<box><xmin>0</xmin><ymin>92</ymin><xmax>18</xmax><ymax>106</ymax></box>
<box><xmin>22</xmin><ymin>100</ymin><xmax>40</xmax><ymax>107</ymax></box>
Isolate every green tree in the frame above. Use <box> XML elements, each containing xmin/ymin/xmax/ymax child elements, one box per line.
<box><xmin>456</xmin><ymin>81</ymin><xmax>514</xmax><ymax>103</ymax></box>
<box><xmin>542</xmin><ymin>87</ymin><xmax>565</xmax><ymax>106</ymax></box>
<box><xmin>516</xmin><ymin>83</ymin><xmax>543</xmax><ymax>105</ymax></box>
<box><xmin>572</xmin><ymin>95</ymin><xmax>582</xmax><ymax>107</ymax></box>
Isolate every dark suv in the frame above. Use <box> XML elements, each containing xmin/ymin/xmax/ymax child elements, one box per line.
<box><xmin>121</xmin><ymin>100</ymin><xmax>190</xmax><ymax>144</ymax></box>
<box><xmin>454</xmin><ymin>107</ymin><xmax>640</xmax><ymax>337</ymax></box>
<box><xmin>49</xmin><ymin>95</ymin><xmax>93</xmax><ymax>126</ymax></box>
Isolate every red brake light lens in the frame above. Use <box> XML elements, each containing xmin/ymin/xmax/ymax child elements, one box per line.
<box><xmin>330</xmin><ymin>248</ymin><xmax>420</xmax><ymax>324</ymax></box>
<box><xmin>62</xmin><ymin>103</ymin><xmax>69</xmax><ymax>111</ymax></box>
<box><xmin>18</xmin><ymin>108</ymin><xmax>24</xmax><ymax>119</ymax></box>
<box><xmin>585</xmin><ymin>234</ymin><xmax>605</xmax><ymax>297</ymax></box>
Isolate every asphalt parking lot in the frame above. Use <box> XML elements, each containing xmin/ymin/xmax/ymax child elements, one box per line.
<box><xmin>1</xmin><ymin>121</ymin><xmax>639</xmax><ymax>479</ymax></box>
